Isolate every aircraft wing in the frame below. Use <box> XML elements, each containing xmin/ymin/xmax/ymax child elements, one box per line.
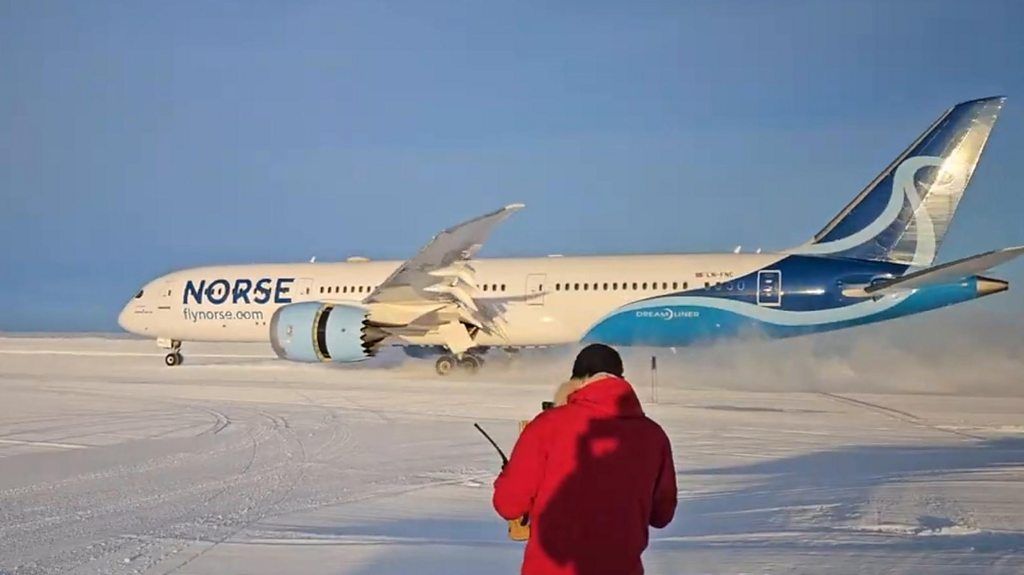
<box><xmin>362</xmin><ymin>204</ymin><xmax>525</xmax><ymax>353</ymax></box>
<box><xmin>866</xmin><ymin>245</ymin><xmax>1024</xmax><ymax>295</ymax></box>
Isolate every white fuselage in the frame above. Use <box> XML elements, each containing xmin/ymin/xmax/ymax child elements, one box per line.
<box><xmin>119</xmin><ymin>253</ymin><xmax>781</xmax><ymax>348</ymax></box>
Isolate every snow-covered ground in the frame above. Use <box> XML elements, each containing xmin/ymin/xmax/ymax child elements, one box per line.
<box><xmin>1</xmin><ymin>334</ymin><xmax>1024</xmax><ymax>574</ymax></box>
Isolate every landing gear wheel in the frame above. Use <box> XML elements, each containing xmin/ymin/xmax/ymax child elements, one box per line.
<box><xmin>458</xmin><ymin>355</ymin><xmax>482</xmax><ymax>374</ymax></box>
<box><xmin>165</xmin><ymin>352</ymin><xmax>183</xmax><ymax>367</ymax></box>
<box><xmin>435</xmin><ymin>355</ymin><xmax>457</xmax><ymax>376</ymax></box>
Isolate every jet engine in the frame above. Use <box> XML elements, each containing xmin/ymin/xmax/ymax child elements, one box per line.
<box><xmin>269</xmin><ymin>302</ymin><xmax>386</xmax><ymax>362</ymax></box>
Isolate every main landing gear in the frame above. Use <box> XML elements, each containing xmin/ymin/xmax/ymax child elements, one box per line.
<box><xmin>158</xmin><ymin>338</ymin><xmax>184</xmax><ymax>367</ymax></box>
<box><xmin>435</xmin><ymin>352</ymin><xmax>484</xmax><ymax>376</ymax></box>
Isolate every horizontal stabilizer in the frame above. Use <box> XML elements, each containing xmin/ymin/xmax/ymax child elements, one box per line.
<box><xmin>866</xmin><ymin>245</ymin><xmax>1024</xmax><ymax>295</ymax></box>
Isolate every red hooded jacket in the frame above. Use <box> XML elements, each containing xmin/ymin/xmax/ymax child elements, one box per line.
<box><xmin>493</xmin><ymin>375</ymin><xmax>677</xmax><ymax>575</ymax></box>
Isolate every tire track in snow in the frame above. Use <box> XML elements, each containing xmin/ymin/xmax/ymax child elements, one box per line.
<box><xmin>158</xmin><ymin>398</ymin><xmax>351</xmax><ymax>574</ymax></box>
<box><xmin>0</xmin><ymin>404</ymin><xmax>295</xmax><ymax>573</ymax></box>
<box><xmin>818</xmin><ymin>393</ymin><xmax>984</xmax><ymax>440</ymax></box>
<box><xmin>47</xmin><ymin>405</ymin><xmax>288</xmax><ymax>574</ymax></box>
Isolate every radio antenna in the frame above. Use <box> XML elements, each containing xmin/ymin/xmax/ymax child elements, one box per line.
<box><xmin>474</xmin><ymin>423</ymin><xmax>508</xmax><ymax>467</ymax></box>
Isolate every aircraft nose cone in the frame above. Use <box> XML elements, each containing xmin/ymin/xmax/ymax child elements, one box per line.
<box><xmin>976</xmin><ymin>276</ymin><xmax>1009</xmax><ymax>297</ymax></box>
<box><xmin>118</xmin><ymin>304</ymin><xmax>139</xmax><ymax>334</ymax></box>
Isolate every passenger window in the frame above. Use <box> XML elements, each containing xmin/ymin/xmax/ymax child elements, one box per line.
<box><xmin>632</xmin><ymin>282</ymin><xmax>638</xmax><ymax>290</ymax></box>
<box><xmin>613</xmin><ymin>283</ymin><xmax>618</xmax><ymax>290</ymax></box>
<box><xmin>483</xmin><ymin>284</ymin><xmax>488</xmax><ymax>291</ymax></box>
<box><xmin>583</xmin><ymin>284</ymin><xmax>588</xmax><ymax>291</ymax></box>
<box><xmin>501</xmin><ymin>284</ymin><xmax>506</xmax><ymax>291</ymax></box>
<box><xmin>603</xmin><ymin>283</ymin><xmax>608</xmax><ymax>290</ymax></box>
<box><xmin>642</xmin><ymin>282</ymin><xmax>648</xmax><ymax>290</ymax></box>
<box><xmin>684</xmin><ymin>282</ymin><xmax>689</xmax><ymax>290</ymax></box>
<box><xmin>555</xmin><ymin>283</ymin><xmax>560</xmax><ymax>291</ymax></box>
<box><xmin>672</xmin><ymin>282</ymin><xmax>678</xmax><ymax>290</ymax></box>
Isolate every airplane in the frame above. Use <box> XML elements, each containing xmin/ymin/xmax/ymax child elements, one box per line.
<box><xmin>119</xmin><ymin>96</ymin><xmax>1022</xmax><ymax>375</ymax></box>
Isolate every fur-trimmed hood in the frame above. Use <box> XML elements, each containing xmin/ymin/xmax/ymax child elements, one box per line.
<box><xmin>553</xmin><ymin>373</ymin><xmax>644</xmax><ymax>418</ymax></box>
<box><xmin>553</xmin><ymin>373</ymin><xmax>613</xmax><ymax>406</ymax></box>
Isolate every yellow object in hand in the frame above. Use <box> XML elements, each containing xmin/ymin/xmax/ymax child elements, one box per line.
<box><xmin>508</xmin><ymin>514</ymin><xmax>530</xmax><ymax>541</ymax></box>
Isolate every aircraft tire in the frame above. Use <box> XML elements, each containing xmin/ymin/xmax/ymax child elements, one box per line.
<box><xmin>165</xmin><ymin>352</ymin><xmax>182</xmax><ymax>367</ymax></box>
<box><xmin>458</xmin><ymin>355</ymin><xmax>481</xmax><ymax>374</ymax></box>
<box><xmin>435</xmin><ymin>355</ymin><xmax>457</xmax><ymax>376</ymax></box>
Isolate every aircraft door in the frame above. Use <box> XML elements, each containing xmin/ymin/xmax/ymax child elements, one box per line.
<box><xmin>757</xmin><ymin>270</ymin><xmax>782</xmax><ymax>307</ymax></box>
<box><xmin>525</xmin><ymin>274</ymin><xmax>547</xmax><ymax>306</ymax></box>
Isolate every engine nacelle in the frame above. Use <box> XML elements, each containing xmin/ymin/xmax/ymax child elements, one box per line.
<box><xmin>269</xmin><ymin>302</ymin><xmax>385</xmax><ymax>363</ymax></box>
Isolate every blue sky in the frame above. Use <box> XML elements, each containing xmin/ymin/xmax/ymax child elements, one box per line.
<box><xmin>1</xmin><ymin>1</ymin><xmax>1022</xmax><ymax>331</ymax></box>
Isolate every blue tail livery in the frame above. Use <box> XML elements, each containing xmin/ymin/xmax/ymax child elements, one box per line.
<box><xmin>583</xmin><ymin>97</ymin><xmax>1019</xmax><ymax>348</ymax></box>
<box><xmin>795</xmin><ymin>96</ymin><xmax>1005</xmax><ymax>267</ymax></box>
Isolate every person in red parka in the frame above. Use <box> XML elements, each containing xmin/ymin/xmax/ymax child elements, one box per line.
<box><xmin>493</xmin><ymin>344</ymin><xmax>677</xmax><ymax>575</ymax></box>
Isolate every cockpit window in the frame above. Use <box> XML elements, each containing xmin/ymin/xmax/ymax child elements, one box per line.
<box><xmin>134</xmin><ymin>290</ymin><xmax>144</xmax><ymax>299</ymax></box>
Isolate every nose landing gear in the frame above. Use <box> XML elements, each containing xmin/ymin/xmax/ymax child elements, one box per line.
<box><xmin>158</xmin><ymin>338</ymin><xmax>184</xmax><ymax>367</ymax></box>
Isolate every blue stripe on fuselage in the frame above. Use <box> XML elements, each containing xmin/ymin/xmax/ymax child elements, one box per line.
<box><xmin>582</xmin><ymin>256</ymin><xmax>976</xmax><ymax>347</ymax></box>
<box><xmin>646</xmin><ymin>255</ymin><xmax>909</xmax><ymax>311</ymax></box>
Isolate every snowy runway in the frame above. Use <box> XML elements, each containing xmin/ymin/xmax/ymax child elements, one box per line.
<box><xmin>1</xmin><ymin>335</ymin><xmax>1023</xmax><ymax>574</ymax></box>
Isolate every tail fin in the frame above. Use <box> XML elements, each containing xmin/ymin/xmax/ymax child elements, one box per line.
<box><xmin>796</xmin><ymin>96</ymin><xmax>1005</xmax><ymax>267</ymax></box>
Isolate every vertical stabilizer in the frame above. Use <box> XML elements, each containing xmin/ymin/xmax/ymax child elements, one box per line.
<box><xmin>795</xmin><ymin>97</ymin><xmax>1005</xmax><ymax>267</ymax></box>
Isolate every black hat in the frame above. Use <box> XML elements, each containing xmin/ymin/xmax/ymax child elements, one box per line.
<box><xmin>571</xmin><ymin>343</ymin><xmax>623</xmax><ymax>379</ymax></box>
